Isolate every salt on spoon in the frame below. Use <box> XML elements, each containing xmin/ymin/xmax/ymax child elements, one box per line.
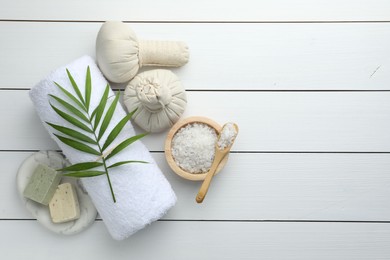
<box><xmin>196</xmin><ymin>122</ymin><xmax>239</xmax><ymax>203</ymax></box>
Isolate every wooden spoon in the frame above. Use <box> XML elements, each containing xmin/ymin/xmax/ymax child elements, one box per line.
<box><xmin>196</xmin><ymin>123</ymin><xmax>239</xmax><ymax>203</ymax></box>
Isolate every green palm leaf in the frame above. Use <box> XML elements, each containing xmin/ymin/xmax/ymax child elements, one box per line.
<box><xmin>64</xmin><ymin>171</ymin><xmax>105</xmax><ymax>178</ymax></box>
<box><xmin>102</xmin><ymin>109</ymin><xmax>137</xmax><ymax>151</ymax></box>
<box><xmin>85</xmin><ymin>66</ymin><xmax>91</xmax><ymax>111</ymax></box>
<box><xmin>58</xmin><ymin>161</ymin><xmax>103</xmax><ymax>172</ymax></box>
<box><xmin>90</xmin><ymin>107</ymin><xmax>98</xmax><ymax>120</ymax></box>
<box><xmin>98</xmin><ymin>91</ymin><xmax>120</xmax><ymax>141</ymax></box>
<box><xmin>107</xmin><ymin>160</ymin><xmax>148</xmax><ymax>169</ymax></box>
<box><xmin>54</xmin><ymin>134</ymin><xmax>100</xmax><ymax>155</ymax></box>
<box><xmin>46</xmin><ymin>66</ymin><xmax>147</xmax><ymax>203</ymax></box>
<box><xmin>50</xmin><ymin>103</ymin><xmax>92</xmax><ymax>133</ymax></box>
<box><xmin>106</xmin><ymin>133</ymin><xmax>148</xmax><ymax>160</ymax></box>
<box><xmin>46</xmin><ymin>122</ymin><xmax>96</xmax><ymax>144</ymax></box>
<box><xmin>93</xmin><ymin>84</ymin><xmax>110</xmax><ymax>130</ymax></box>
<box><xmin>54</xmin><ymin>82</ymin><xmax>86</xmax><ymax>112</ymax></box>
<box><xmin>66</xmin><ymin>69</ymin><xmax>85</xmax><ymax>105</ymax></box>
<box><xmin>49</xmin><ymin>95</ymin><xmax>89</xmax><ymax>122</ymax></box>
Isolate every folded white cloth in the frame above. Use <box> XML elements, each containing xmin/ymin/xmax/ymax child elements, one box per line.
<box><xmin>29</xmin><ymin>55</ymin><xmax>176</xmax><ymax>240</ymax></box>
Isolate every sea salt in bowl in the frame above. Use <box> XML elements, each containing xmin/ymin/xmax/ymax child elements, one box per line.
<box><xmin>165</xmin><ymin>116</ymin><xmax>229</xmax><ymax>181</ymax></box>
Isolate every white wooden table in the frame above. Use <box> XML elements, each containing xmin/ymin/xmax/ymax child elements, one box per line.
<box><xmin>1</xmin><ymin>1</ymin><xmax>390</xmax><ymax>259</ymax></box>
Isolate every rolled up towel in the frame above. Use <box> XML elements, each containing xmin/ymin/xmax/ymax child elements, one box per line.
<box><xmin>29</xmin><ymin>55</ymin><xmax>176</xmax><ymax>240</ymax></box>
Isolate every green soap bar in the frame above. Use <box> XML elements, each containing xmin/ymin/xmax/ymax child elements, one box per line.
<box><xmin>23</xmin><ymin>164</ymin><xmax>62</xmax><ymax>205</ymax></box>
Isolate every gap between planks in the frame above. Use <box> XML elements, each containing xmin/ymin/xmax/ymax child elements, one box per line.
<box><xmin>2</xmin><ymin>150</ymin><xmax>390</xmax><ymax>154</ymax></box>
<box><xmin>1</xmin><ymin>19</ymin><xmax>390</xmax><ymax>24</ymax></box>
<box><xmin>3</xmin><ymin>88</ymin><xmax>390</xmax><ymax>92</ymax></box>
<box><xmin>2</xmin><ymin>218</ymin><xmax>390</xmax><ymax>224</ymax></box>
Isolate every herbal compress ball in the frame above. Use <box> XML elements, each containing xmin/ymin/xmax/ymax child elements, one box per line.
<box><xmin>96</xmin><ymin>21</ymin><xmax>189</xmax><ymax>83</ymax></box>
<box><xmin>123</xmin><ymin>69</ymin><xmax>187</xmax><ymax>133</ymax></box>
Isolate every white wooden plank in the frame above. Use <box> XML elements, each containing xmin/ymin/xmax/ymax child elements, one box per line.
<box><xmin>1</xmin><ymin>22</ymin><xmax>390</xmax><ymax>90</ymax></box>
<box><xmin>1</xmin><ymin>90</ymin><xmax>390</xmax><ymax>152</ymax></box>
<box><xmin>4</xmin><ymin>152</ymin><xmax>390</xmax><ymax>220</ymax></box>
<box><xmin>2</xmin><ymin>220</ymin><xmax>390</xmax><ymax>260</ymax></box>
<box><xmin>1</xmin><ymin>0</ymin><xmax>390</xmax><ymax>21</ymax></box>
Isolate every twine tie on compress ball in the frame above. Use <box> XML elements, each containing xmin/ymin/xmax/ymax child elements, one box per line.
<box><xmin>136</xmin><ymin>78</ymin><xmax>172</xmax><ymax>113</ymax></box>
<box><xmin>124</xmin><ymin>69</ymin><xmax>187</xmax><ymax>133</ymax></box>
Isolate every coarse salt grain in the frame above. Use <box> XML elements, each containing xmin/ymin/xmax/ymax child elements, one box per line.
<box><xmin>171</xmin><ymin>123</ymin><xmax>217</xmax><ymax>174</ymax></box>
<box><xmin>217</xmin><ymin>123</ymin><xmax>237</xmax><ymax>150</ymax></box>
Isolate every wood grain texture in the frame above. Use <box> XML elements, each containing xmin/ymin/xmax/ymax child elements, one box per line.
<box><xmin>2</xmin><ymin>221</ymin><xmax>390</xmax><ymax>260</ymax></box>
<box><xmin>1</xmin><ymin>90</ymin><xmax>389</xmax><ymax>152</ymax></box>
<box><xmin>1</xmin><ymin>22</ymin><xmax>390</xmax><ymax>90</ymax></box>
<box><xmin>4</xmin><ymin>152</ymin><xmax>390</xmax><ymax>221</ymax></box>
<box><xmin>1</xmin><ymin>0</ymin><xmax>390</xmax><ymax>21</ymax></box>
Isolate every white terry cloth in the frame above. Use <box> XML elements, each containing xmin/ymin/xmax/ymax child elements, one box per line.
<box><xmin>29</xmin><ymin>56</ymin><xmax>176</xmax><ymax>240</ymax></box>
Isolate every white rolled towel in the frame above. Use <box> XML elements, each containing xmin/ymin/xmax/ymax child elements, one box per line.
<box><xmin>29</xmin><ymin>56</ymin><xmax>176</xmax><ymax>240</ymax></box>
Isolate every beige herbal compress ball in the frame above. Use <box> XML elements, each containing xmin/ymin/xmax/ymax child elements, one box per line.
<box><xmin>96</xmin><ymin>21</ymin><xmax>189</xmax><ymax>83</ymax></box>
<box><xmin>123</xmin><ymin>69</ymin><xmax>187</xmax><ymax>133</ymax></box>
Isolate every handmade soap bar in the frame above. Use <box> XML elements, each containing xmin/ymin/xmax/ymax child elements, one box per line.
<box><xmin>23</xmin><ymin>164</ymin><xmax>61</xmax><ymax>205</ymax></box>
<box><xmin>49</xmin><ymin>183</ymin><xmax>80</xmax><ymax>223</ymax></box>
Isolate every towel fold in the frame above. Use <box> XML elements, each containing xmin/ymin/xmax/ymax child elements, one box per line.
<box><xmin>29</xmin><ymin>56</ymin><xmax>176</xmax><ymax>240</ymax></box>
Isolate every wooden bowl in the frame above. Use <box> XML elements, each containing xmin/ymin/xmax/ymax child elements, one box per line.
<box><xmin>165</xmin><ymin>116</ymin><xmax>229</xmax><ymax>181</ymax></box>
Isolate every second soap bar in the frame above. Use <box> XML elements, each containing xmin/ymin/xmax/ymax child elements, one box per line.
<box><xmin>49</xmin><ymin>183</ymin><xmax>81</xmax><ymax>223</ymax></box>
